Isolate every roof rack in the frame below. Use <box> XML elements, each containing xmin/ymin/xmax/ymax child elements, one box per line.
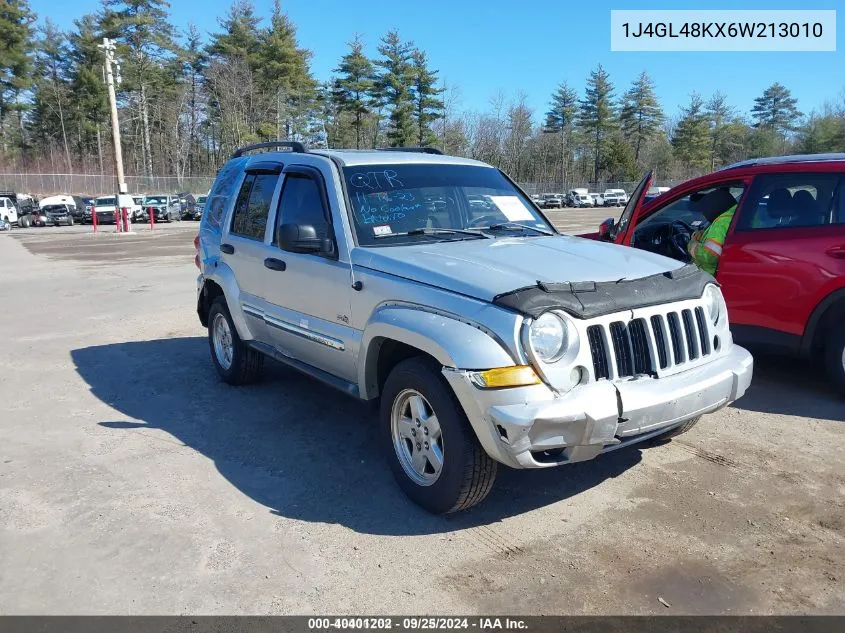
<box><xmin>376</xmin><ymin>146</ymin><xmax>444</xmax><ymax>155</ymax></box>
<box><xmin>231</xmin><ymin>141</ymin><xmax>307</xmax><ymax>158</ymax></box>
<box><xmin>720</xmin><ymin>153</ymin><xmax>845</xmax><ymax>170</ymax></box>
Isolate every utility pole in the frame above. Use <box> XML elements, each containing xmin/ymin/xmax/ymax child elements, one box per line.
<box><xmin>98</xmin><ymin>38</ymin><xmax>127</xmax><ymax>195</ymax></box>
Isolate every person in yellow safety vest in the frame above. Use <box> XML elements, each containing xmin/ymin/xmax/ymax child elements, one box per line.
<box><xmin>685</xmin><ymin>188</ymin><xmax>739</xmax><ymax>277</ymax></box>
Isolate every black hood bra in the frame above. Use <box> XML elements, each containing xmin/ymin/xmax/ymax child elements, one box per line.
<box><xmin>493</xmin><ymin>264</ymin><xmax>715</xmax><ymax>319</ymax></box>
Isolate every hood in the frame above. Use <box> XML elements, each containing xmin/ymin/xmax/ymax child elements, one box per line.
<box><xmin>351</xmin><ymin>234</ymin><xmax>684</xmax><ymax>302</ymax></box>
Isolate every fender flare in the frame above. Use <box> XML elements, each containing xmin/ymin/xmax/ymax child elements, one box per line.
<box><xmin>198</xmin><ymin>263</ymin><xmax>254</xmax><ymax>341</ymax></box>
<box><xmin>358</xmin><ymin>304</ymin><xmax>517</xmax><ymax>400</ymax></box>
<box><xmin>801</xmin><ymin>287</ymin><xmax>845</xmax><ymax>356</ymax></box>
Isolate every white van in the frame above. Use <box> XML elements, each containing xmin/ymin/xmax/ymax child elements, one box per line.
<box><xmin>94</xmin><ymin>194</ymin><xmax>137</xmax><ymax>225</ymax></box>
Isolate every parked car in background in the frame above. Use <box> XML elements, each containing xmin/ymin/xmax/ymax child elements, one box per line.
<box><xmin>94</xmin><ymin>194</ymin><xmax>136</xmax><ymax>224</ymax></box>
<box><xmin>588</xmin><ymin>154</ymin><xmax>845</xmax><ymax>392</ymax></box>
<box><xmin>190</xmin><ymin>195</ymin><xmax>207</xmax><ymax>220</ymax></box>
<box><xmin>39</xmin><ymin>195</ymin><xmax>78</xmax><ymax>226</ymax></box>
<box><xmin>541</xmin><ymin>193</ymin><xmax>564</xmax><ymax>208</ymax></box>
<box><xmin>530</xmin><ymin>194</ymin><xmax>544</xmax><ymax>207</ymax></box>
<box><xmin>40</xmin><ymin>203</ymin><xmax>75</xmax><ymax>226</ymax></box>
<box><xmin>601</xmin><ymin>189</ymin><xmax>628</xmax><ymax>206</ymax></box>
<box><xmin>589</xmin><ymin>193</ymin><xmax>604</xmax><ymax>207</ymax></box>
<box><xmin>567</xmin><ymin>188</ymin><xmax>593</xmax><ymax>207</ymax></box>
<box><xmin>195</xmin><ymin>141</ymin><xmax>753</xmax><ymax>513</ymax></box>
<box><xmin>178</xmin><ymin>192</ymin><xmax>197</xmax><ymax>220</ymax></box>
<box><xmin>139</xmin><ymin>194</ymin><xmax>181</xmax><ymax>222</ymax></box>
<box><xmin>130</xmin><ymin>195</ymin><xmax>145</xmax><ymax>222</ymax></box>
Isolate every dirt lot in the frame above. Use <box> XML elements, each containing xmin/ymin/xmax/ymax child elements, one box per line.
<box><xmin>0</xmin><ymin>217</ymin><xmax>843</xmax><ymax>615</ymax></box>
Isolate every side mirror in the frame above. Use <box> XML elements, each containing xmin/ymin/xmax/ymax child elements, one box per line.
<box><xmin>279</xmin><ymin>222</ymin><xmax>333</xmax><ymax>255</ymax></box>
<box><xmin>598</xmin><ymin>217</ymin><xmax>616</xmax><ymax>241</ymax></box>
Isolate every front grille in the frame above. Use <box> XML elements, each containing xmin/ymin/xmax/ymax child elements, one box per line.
<box><xmin>588</xmin><ymin>306</ymin><xmax>713</xmax><ymax>380</ymax></box>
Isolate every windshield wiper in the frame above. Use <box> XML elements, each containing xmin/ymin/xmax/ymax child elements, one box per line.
<box><xmin>472</xmin><ymin>222</ymin><xmax>554</xmax><ymax>236</ymax></box>
<box><xmin>373</xmin><ymin>227</ymin><xmax>489</xmax><ymax>240</ymax></box>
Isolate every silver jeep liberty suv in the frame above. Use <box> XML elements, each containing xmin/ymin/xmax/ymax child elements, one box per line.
<box><xmin>196</xmin><ymin>141</ymin><xmax>754</xmax><ymax>513</ymax></box>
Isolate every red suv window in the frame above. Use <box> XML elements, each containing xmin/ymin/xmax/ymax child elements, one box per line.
<box><xmin>737</xmin><ymin>172</ymin><xmax>845</xmax><ymax>231</ymax></box>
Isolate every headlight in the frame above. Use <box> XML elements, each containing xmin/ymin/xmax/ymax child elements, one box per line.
<box><xmin>528</xmin><ymin>312</ymin><xmax>568</xmax><ymax>362</ymax></box>
<box><xmin>703</xmin><ymin>284</ymin><xmax>725</xmax><ymax>325</ymax></box>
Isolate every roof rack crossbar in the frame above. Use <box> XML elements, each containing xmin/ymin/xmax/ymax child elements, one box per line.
<box><xmin>375</xmin><ymin>146</ymin><xmax>443</xmax><ymax>155</ymax></box>
<box><xmin>231</xmin><ymin>141</ymin><xmax>307</xmax><ymax>158</ymax></box>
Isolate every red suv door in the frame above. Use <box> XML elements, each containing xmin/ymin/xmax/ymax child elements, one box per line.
<box><xmin>717</xmin><ymin>170</ymin><xmax>845</xmax><ymax>350</ymax></box>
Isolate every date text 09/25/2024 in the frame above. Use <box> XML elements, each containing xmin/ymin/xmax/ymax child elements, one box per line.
<box><xmin>307</xmin><ymin>617</ymin><xmax>528</xmax><ymax>630</ymax></box>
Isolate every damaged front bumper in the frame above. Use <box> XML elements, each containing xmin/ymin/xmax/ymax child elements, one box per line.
<box><xmin>443</xmin><ymin>345</ymin><xmax>753</xmax><ymax>469</ymax></box>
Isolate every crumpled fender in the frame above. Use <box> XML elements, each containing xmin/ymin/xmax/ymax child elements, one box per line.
<box><xmin>358</xmin><ymin>304</ymin><xmax>516</xmax><ymax>400</ymax></box>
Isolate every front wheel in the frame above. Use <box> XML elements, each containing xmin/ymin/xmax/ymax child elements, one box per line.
<box><xmin>381</xmin><ymin>357</ymin><xmax>497</xmax><ymax>514</ymax></box>
<box><xmin>824</xmin><ymin>327</ymin><xmax>845</xmax><ymax>396</ymax></box>
<box><xmin>207</xmin><ymin>297</ymin><xmax>264</xmax><ymax>385</ymax></box>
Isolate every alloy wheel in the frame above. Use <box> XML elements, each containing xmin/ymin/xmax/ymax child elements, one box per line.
<box><xmin>390</xmin><ymin>389</ymin><xmax>444</xmax><ymax>486</ymax></box>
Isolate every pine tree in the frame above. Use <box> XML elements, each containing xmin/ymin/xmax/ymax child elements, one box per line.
<box><xmin>751</xmin><ymin>82</ymin><xmax>801</xmax><ymax>133</ymax></box>
<box><xmin>672</xmin><ymin>93</ymin><xmax>710</xmax><ymax>171</ymax></box>
<box><xmin>0</xmin><ymin>0</ymin><xmax>35</xmax><ymax>156</ymax></box>
<box><xmin>619</xmin><ymin>71</ymin><xmax>663</xmax><ymax>162</ymax></box>
<box><xmin>543</xmin><ymin>82</ymin><xmax>577</xmax><ymax>188</ymax></box>
<box><xmin>102</xmin><ymin>0</ymin><xmax>178</xmax><ymax>177</ymax></box>
<box><xmin>410</xmin><ymin>49</ymin><xmax>443</xmax><ymax>147</ymax></box>
<box><xmin>67</xmin><ymin>13</ymin><xmax>110</xmax><ymax>169</ymax></box>
<box><xmin>30</xmin><ymin>19</ymin><xmax>73</xmax><ymax>169</ymax></box>
<box><xmin>705</xmin><ymin>91</ymin><xmax>744</xmax><ymax>169</ymax></box>
<box><xmin>374</xmin><ymin>30</ymin><xmax>414</xmax><ymax>147</ymax></box>
<box><xmin>332</xmin><ymin>35</ymin><xmax>374</xmax><ymax>149</ymax></box>
<box><xmin>577</xmin><ymin>64</ymin><xmax>617</xmax><ymax>182</ymax></box>
<box><xmin>544</xmin><ymin>82</ymin><xmax>577</xmax><ymax>133</ymax></box>
<box><xmin>257</xmin><ymin>0</ymin><xmax>316</xmax><ymax>141</ymax></box>
<box><xmin>207</xmin><ymin>0</ymin><xmax>262</xmax><ymax>63</ymax></box>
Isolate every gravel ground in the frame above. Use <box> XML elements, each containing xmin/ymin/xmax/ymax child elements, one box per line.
<box><xmin>0</xmin><ymin>215</ymin><xmax>843</xmax><ymax>615</ymax></box>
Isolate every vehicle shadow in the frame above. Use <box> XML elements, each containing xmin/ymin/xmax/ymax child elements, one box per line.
<box><xmin>731</xmin><ymin>350</ymin><xmax>844</xmax><ymax>422</ymax></box>
<box><xmin>72</xmin><ymin>336</ymin><xmax>644</xmax><ymax>535</ymax></box>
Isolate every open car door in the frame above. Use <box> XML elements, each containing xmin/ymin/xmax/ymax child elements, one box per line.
<box><xmin>594</xmin><ymin>170</ymin><xmax>653</xmax><ymax>244</ymax></box>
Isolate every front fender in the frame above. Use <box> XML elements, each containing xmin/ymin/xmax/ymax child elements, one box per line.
<box><xmin>199</xmin><ymin>262</ymin><xmax>253</xmax><ymax>341</ymax></box>
<box><xmin>358</xmin><ymin>305</ymin><xmax>517</xmax><ymax>400</ymax></box>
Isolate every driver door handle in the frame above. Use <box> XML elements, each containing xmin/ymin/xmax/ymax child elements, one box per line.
<box><xmin>825</xmin><ymin>245</ymin><xmax>845</xmax><ymax>259</ymax></box>
<box><xmin>264</xmin><ymin>257</ymin><xmax>286</xmax><ymax>271</ymax></box>
<box><xmin>220</xmin><ymin>243</ymin><xmax>234</xmax><ymax>254</ymax></box>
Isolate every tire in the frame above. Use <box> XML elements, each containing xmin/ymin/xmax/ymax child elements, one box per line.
<box><xmin>19</xmin><ymin>216</ymin><xmax>30</xmax><ymax>228</ymax></box>
<box><xmin>655</xmin><ymin>416</ymin><xmax>700</xmax><ymax>440</ymax></box>
<box><xmin>207</xmin><ymin>297</ymin><xmax>264</xmax><ymax>385</ymax></box>
<box><xmin>823</xmin><ymin>326</ymin><xmax>845</xmax><ymax>395</ymax></box>
<box><xmin>380</xmin><ymin>357</ymin><xmax>497</xmax><ymax>514</ymax></box>
<box><xmin>67</xmin><ymin>217</ymin><xmax>74</xmax><ymax>226</ymax></box>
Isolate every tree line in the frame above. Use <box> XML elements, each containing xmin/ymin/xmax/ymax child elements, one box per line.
<box><xmin>1</xmin><ymin>0</ymin><xmax>844</xmax><ymax>190</ymax></box>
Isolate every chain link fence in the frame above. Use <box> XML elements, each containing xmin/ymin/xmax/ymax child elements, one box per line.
<box><xmin>517</xmin><ymin>180</ymin><xmax>682</xmax><ymax>195</ymax></box>
<box><xmin>2</xmin><ymin>172</ymin><xmax>685</xmax><ymax>201</ymax></box>
<box><xmin>0</xmin><ymin>173</ymin><xmax>216</xmax><ymax>197</ymax></box>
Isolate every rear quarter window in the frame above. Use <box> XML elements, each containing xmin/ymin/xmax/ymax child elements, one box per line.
<box><xmin>203</xmin><ymin>157</ymin><xmax>248</xmax><ymax>232</ymax></box>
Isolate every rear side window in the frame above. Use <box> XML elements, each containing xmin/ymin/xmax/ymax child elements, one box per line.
<box><xmin>739</xmin><ymin>172</ymin><xmax>845</xmax><ymax>230</ymax></box>
<box><xmin>275</xmin><ymin>174</ymin><xmax>331</xmax><ymax>246</ymax></box>
<box><xmin>230</xmin><ymin>173</ymin><xmax>278</xmax><ymax>240</ymax></box>
<box><xmin>203</xmin><ymin>157</ymin><xmax>248</xmax><ymax>231</ymax></box>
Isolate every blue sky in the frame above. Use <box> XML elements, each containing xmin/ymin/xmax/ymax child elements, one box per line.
<box><xmin>30</xmin><ymin>0</ymin><xmax>842</xmax><ymax>122</ymax></box>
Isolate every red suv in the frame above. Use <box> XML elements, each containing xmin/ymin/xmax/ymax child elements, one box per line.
<box><xmin>589</xmin><ymin>154</ymin><xmax>845</xmax><ymax>393</ymax></box>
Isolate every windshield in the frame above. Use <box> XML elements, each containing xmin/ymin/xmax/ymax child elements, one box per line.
<box><xmin>144</xmin><ymin>196</ymin><xmax>168</xmax><ymax>205</ymax></box>
<box><xmin>43</xmin><ymin>205</ymin><xmax>67</xmax><ymax>212</ymax></box>
<box><xmin>342</xmin><ymin>164</ymin><xmax>553</xmax><ymax>246</ymax></box>
<box><xmin>95</xmin><ymin>197</ymin><xmax>115</xmax><ymax>206</ymax></box>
